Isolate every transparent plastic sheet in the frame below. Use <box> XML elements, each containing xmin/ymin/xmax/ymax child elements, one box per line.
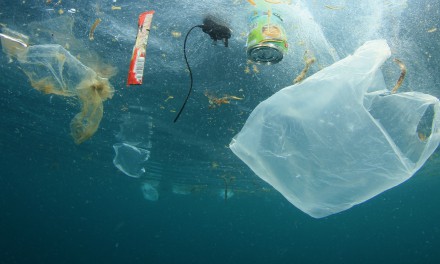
<box><xmin>113</xmin><ymin>109</ymin><xmax>154</xmax><ymax>179</ymax></box>
<box><xmin>0</xmin><ymin>17</ymin><xmax>115</xmax><ymax>144</ymax></box>
<box><xmin>141</xmin><ymin>180</ymin><xmax>160</xmax><ymax>201</ymax></box>
<box><xmin>230</xmin><ymin>40</ymin><xmax>440</xmax><ymax>218</ymax></box>
<box><xmin>113</xmin><ymin>143</ymin><xmax>150</xmax><ymax>178</ymax></box>
<box><xmin>16</xmin><ymin>44</ymin><xmax>114</xmax><ymax>144</ymax></box>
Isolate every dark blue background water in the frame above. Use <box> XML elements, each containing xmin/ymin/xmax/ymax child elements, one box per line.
<box><xmin>1</xmin><ymin>138</ymin><xmax>440</xmax><ymax>264</ymax></box>
<box><xmin>1</xmin><ymin>0</ymin><xmax>440</xmax><ymax>263</ymax></box>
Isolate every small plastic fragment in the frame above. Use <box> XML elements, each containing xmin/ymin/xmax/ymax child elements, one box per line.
<box><xmin>89</xmin><ymin>18</ymin><xmax>102</xmax><ymax>41</ymax></box>
<box><xmin>391</xmin><ymin>58</ymin><xmax>406</xmax><ymax>94</ymax></box>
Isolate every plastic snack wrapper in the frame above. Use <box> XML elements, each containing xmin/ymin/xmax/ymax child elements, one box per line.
<box><xmin>127</xmin><ymin>11</ymin><xmax>155</xmax><ymax>85</ymax></box>
<box><xmin>230</xmin><ymin>39</ymin><xmax>440</xmax><ymax>218</ymax></box>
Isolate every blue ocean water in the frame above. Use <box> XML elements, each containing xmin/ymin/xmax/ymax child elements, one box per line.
<box><xmin>1</xmin><ymin>0</ymin><xmax>439</xmax><ymax>263</ymax></box>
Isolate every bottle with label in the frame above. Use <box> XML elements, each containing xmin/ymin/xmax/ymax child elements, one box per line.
<box><xmin>246</xmin><ymin>0</ymin><xmax>290</xmax><ymax>64</ymax></box>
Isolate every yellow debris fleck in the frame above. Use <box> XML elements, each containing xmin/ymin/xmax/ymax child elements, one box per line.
<box><xmin>164</xmin><ymin>95</ymin><xmax>174</xmax><ymax>102</ymax></box>
<box><xmin>171</xmin><ymin>31</ymin><xmax>182</xmax><ymax>38</ymax></box>
<box><xmin>229</xmin><ymin>96</ymin><xmax>244</xmax><ymax>100</ymax></box>
<box><xmin>58</xmin><ymin>8</ymin><xmax>64</xmax><ymax>15</ymax></box>
<box><xmin>244</xmin><ymin>66</ymin><xmax>251</xmax><ymax>74</ymax></box>
<box><xmin>325</xmin><ymin>5</ymin><xmax>344</xmax><ymax>10</ymax></box>
<box><xmin>252</xmin><ymin>64</ymin><xmax>259</xmax><ymax>73</ymax></box>
<box><xmin>111</xmin><ymin>6</ymin><xmax>122</xmax><ymax>10</ymax></box>
<box><xmin>427</xmin><ymin>27</ymin><xmax>437</xmax><ymax>33</ymax></box>
<box><xmin>89</xmin><ymin>18</ymin><xmax>102</xmax><ymax>41</ymax></box>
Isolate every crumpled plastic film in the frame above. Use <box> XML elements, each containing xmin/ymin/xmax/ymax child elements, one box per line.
<box><xmin>230</xmin><ymin>39</ymin><xmax>440</xmax><ymax>218</ymax></box>
<box><xmin>3</xmin><ymin>42</ymin><xmax>114</xmax><ymax>144</ymax></box>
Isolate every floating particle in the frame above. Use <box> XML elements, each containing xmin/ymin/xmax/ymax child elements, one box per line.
<box><xmin>164</xmin><ymin>95</ymin><xmax>174</xmax><ymax>102</ymax></box>
<box><xmin>391</xmin><ymin>58</ymin><xmax>406</xmax><ymax>94</ymax></box>
<box><xmin>111</xmin><ymin>6</ymin><xmax>122</xmax><ymax>10</ymax></box>
<box><xmin>67</xmin><ymin>8</ymin><xmax>76</xmax><ymax>14</ymax></box>
<box><xmin>294</xmin><ymin>56</ymin><xmax>315</xmax><ymax>84</ymax></box>
<box><xmin>252</xmin><ymin>64</ymin><xmax>259</xmax><ymax>73</ymax></box>
<box><xmin>58</xmin><ymin>9</ymin><xmax>64</xmax><ymax>15</ymax></box>
<box><xmin>171</xmin><ymin>31</ymin><xmax>182</xmax><ymax>38</ymax></box>
<box><xmin>204</xmin><ymin>90</ymin><xmax>243</xmax><ymax>108</ymax></box>
<box><xmin>89</xmin><ymin>18</ymin><xmax>102</xmax><ymax>41</ymax></box>
<box><xmin>244</xmin><ymin>66</ymin><xmax>250</xmax><ymax>74</ymax></box>
<box><xmin>325</xmin><ymin>5</ymin><xmax>344</xmax><ymax>10</ymax></box>
<box><xmin>427</xmin><ymin>27</ymin><xmax>437</xmax><ymax>33</ymax></box>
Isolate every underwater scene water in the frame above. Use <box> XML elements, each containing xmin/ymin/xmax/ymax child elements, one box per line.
<box><xmin>0</xmin><ymin>0</ymin><xmax>439</xmax><ymax>263</ymax></box>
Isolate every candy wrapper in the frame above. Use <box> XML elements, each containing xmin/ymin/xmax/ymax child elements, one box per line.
<box><xmin>127</xmin><ymin>11</ymin><xmax>155</xmax><ymax>85</ymax></box>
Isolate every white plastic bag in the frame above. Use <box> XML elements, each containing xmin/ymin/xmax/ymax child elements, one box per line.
<box><xmin>230</xmin><ymin>40</ymin><xmax>440</xmax><ymax>218</ymax></box>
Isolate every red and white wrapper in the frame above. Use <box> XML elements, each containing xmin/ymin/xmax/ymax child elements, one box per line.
<box><xmin>127</xmin><ymin>10</ymin><xmax>155</xmax><ymax>85</ymax></box>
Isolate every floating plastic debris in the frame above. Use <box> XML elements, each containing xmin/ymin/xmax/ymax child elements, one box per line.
<box><xmin>113</xmin><ymin>143</ymin><xmax>150</xmax><ymax>178</ymax></box>
<box><xmin>127</xmin><ymin>10</ymin><xmax>155</xmax><ymax>85</ymax></box>
<box><xmin>141</xmin><ymin>182</ymin><xmax>159</xmax><ymax>201</ymax></box>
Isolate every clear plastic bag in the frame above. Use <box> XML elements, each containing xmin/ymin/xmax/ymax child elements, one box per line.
<box><xmin>1</xmin><ymin>19</ymin><xmax>115</xmax><ymax>144</ymax></box>
<box><xmin>230</xmin><ymin>40</ymin><xmax>440</xmax><ymax>218</ymax></box>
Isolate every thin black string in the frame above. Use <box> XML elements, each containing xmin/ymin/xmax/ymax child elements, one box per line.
<box><xmin>173</xmin><ymin>25</ymin><xmax>204</xmax><ymax>123</ymax></box>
